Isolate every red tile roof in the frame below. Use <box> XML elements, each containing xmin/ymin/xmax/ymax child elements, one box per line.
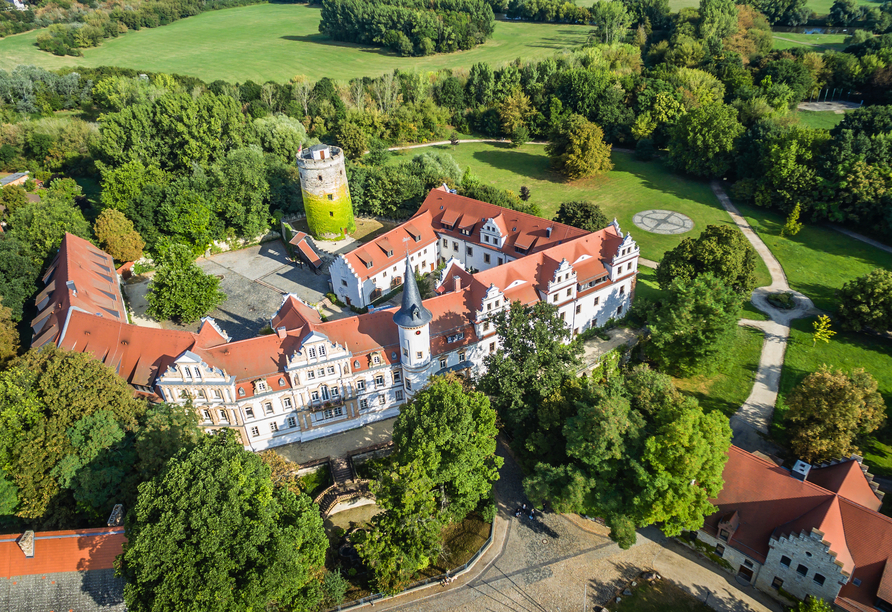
<box><xmin>707</xmin><ymin>447</ymin><xmax>892</xmax><ymax>612</ymax></box>
<box><xmin>415</xmin><ymin>188</ymin><xmax>588</xmax><ymax>256</ymax></box>
<box><xmin>808</xmin><ymin>459</ymin><xmax>883</xmax><ymax>512</ymax></box>
<box><xmin>342</xmin><ymin>210</ymin><xmax>437</xmax><ymax>280</ymax></box>
<box><xmin>0</xmin><ymin>527</ymin><xmax>125</xmax><ymax>578</ymax></box>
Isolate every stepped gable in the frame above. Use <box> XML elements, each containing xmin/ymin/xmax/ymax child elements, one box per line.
<box><xmin>808</xmin><ymin>458</ymin><xmax>883</xmax><ymax>512</ymax></box>
<box><xmin>415</xmin><ymin>188</ymin><xmax>589</xmax><ymax>255</ymax></box>
<box><xmin>343</xmin><ymin>210</ymin><xmax>436</xmax><ymax>280</ymax></box>
<box><xmin>31</xmin><ymin>233</ymin><xmax>127</xmax><ymax>348</ymax></box>
<box><xmin>773</xmin><ymin>495</ymin><xmax>855</xmax><ymax>576</ymax></box>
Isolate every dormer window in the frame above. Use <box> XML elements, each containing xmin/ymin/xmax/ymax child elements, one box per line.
<box><xmin>278</xmin><ymin>377</ymin><xmax>286</xmax><ymax>386</ymax></box>
<box><xmin>238</xmin><ymin>388</ymin><xmax>246</xmax><ymax>397</ymax></box>
<box><xmin>308</xmin><ymin>347</ymin><xmax>317</xmax><ymax>359</ymax></box>
<box><xmin>414</xmin><ymin>235</ymin><xmax>421</xmax><ymax>242</ymax></box>
<box><xmin>365</xmin><ymin>261</ymin><xmax>373</xmax><ymax>269</ymax></box>
<box><xmin>319</xmin><ymin>345</ymin><xmax>326</xmax><ymax>357</ymax></box>
<box><xmin>256</xmin><ymin>381</ymin><xmax>268</xmax><ymax>392</ymax></box>
<box><xmin>373</xmin><ymin>355</ymin><xmax>381</xmax><ymax>365</ymax></box>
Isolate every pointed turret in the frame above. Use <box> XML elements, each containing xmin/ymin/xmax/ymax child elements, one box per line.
<box><xmin>393</xmin><ymin>256</ymin><xmax>432</xmax><ymax>328</ymax></box>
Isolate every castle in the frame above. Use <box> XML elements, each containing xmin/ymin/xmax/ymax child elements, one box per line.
<box><xmin>296</xmin><ymin>144</ymin><xmax>355</xmax><ymax>240</ymax></box>
<box><xmin>31</xmin><ymin>187</ymin><xmax>639</xmax><ymax>451</ymax></box>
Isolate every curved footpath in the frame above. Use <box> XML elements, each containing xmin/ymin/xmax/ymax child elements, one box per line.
<box><xmin>709</xmin><ymin>181</ymin><xmax>818</xmax><ymax>455</ymax></box>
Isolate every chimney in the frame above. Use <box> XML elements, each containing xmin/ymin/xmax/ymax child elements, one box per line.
<box><xmin>453</xmin><ymin>275</ymin><xmax>461</xmax><ymax>293</ymax></box>
<box><xmin>66</xmin><ymin>280</ymin><xmax>77</xmax><ymax>296</ymax></box>
<box><xmin>791</xmin><ymin>460</ymin><xmax>811</xmax><ymax>481</ymax></box>
<box><xmin>17</xmin><ymin>531</ymin><xmax>34</xmax><ymax>558</ymax></box>
<box><xmin>546</xmin><ymin>227</ymin><xmax>553</xmax><ymax>238</ymax></box>
<box><xmin>276</xmin><ymin>326</ymin><xmax>287</xmax><ymax>339</ymax></box>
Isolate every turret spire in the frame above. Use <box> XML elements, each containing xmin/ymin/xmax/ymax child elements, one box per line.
<box><xmin>393</xmin><ymin>256</ymin><xmax>432</xmax><ymax>327</ymax></box>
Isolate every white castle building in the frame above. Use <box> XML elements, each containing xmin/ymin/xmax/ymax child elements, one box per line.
<box><xmin>34</xmin><ymin>187</ymin><xmax>639</xmax><ymax>451</ymax></box>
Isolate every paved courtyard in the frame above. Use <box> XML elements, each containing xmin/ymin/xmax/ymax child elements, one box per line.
<box><xmin>124</xmin><ymin>241</ymin><xmax>331</xmax><ymax>340</ymax></box>
<box><xmin>273</xmin><ymin>417</ymin><xmax>396</xmax><ymax>464</ymax></box>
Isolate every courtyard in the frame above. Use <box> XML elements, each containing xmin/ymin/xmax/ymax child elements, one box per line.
<box><xmin>124</xmin><ymin>240</ymin><xmax>331</xmax><ymax>340</ymax></box>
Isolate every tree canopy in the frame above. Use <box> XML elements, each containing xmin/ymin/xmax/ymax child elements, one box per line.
<box><xmin>552</xmin><ymin>201</ymin><xmax>610</xmax><ymax>232</ymax></box>
<box><xmin>118</xmin><ymin>429</ymin><xmax>328</xmax><ymax>612</ymax></box>
<box><xmin>668</xmin><ymin>102</ymin><xmax>744</xmax><ymax>177</ymax></box>
<box><xmin>656</xmin><ymin>224</ymin><xmax>758</xmax><ymax>295</ymax></box>
<box><xmin>837</xmin><ymin>269</ymin><xmax>892</xmax><ymax>333</ymax></box>
<box><xmin>146</xmin><ymin>244</ymin><xmax>225</xmax><ymax>323</ymax></box>
<box><xmin>785</xmin><ymin>366</ymin><xmax>886</xmax><ymax>463</ymax></box>
<box><xmin>94</xmin><ymin>208</ymin><xmax>145</xmax><ymax>262</ymax></box>
<box><xmin>546</xmin><ymin>114</ymin><xmax>614</xmax><ymax>180</ymax></box>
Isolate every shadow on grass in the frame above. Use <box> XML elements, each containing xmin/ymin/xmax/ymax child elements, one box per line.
<box><xmin>279</xmin><ymin>34</ymin><xmax>399</xmax><ymax>57</ymax></box>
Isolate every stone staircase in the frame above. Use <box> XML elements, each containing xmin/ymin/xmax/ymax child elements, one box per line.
<box><xmin>331</xmin><ymin>456</ymin><xmax>354</xmax><ymax>485</ymax></box>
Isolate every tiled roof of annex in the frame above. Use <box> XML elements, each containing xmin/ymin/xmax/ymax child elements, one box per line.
<box><xmin>0</xmin><ymin>527</ymin><xmax>126</xmax><ymax>579</ymax></box>
<box><xmin>342</xmin><ymin>210</ymin><xmax>438</xmax><ymax>280</ymax></box>
<box><xmin>705</xmin><ymin>447</ymin><xmax>892</xmax><ymax>612</ymax></box>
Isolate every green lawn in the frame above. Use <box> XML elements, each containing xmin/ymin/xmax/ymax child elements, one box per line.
<box><xmin>772</xmin><ymin>32</ymin><xmax>848</xmax><ymax>53</ymax></box>
<box><xmin>417</xmin><ymin>143</ymin><xmax>742</xmax><ymax>262</ymax></box>
<box><xmin>0</xmin><ymin>4</ymin><xmax>590</xmax><ymax>83</ymax></box>
<box><xmin>795</xmin><ymin>110</ymin><xmax>846</xmax><ymax>130</ymax></box>
<box><xmin>772</xmin><ymin>317</ymin><xmax>892</xmax><ymax>474</ymax></box>
<box><xmin>804</xmin><ymin>0</ymin><xmax>879</xmax><ymax>16</ymax></box>
<box><xmin>735</xmin><ymin>203</ymin><xmax>892</xmax><ymax>313</ymax></box>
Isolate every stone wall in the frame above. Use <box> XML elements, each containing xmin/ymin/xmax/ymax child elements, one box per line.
<box><xmin>695</xmin><ymin>529</ymin><xmax>764</xmax><ymax>586</ymax></box>
<box><xmin>755</xmin><ymin>529</ymin><xmax>848</xmax><ymax>603</ymax></box>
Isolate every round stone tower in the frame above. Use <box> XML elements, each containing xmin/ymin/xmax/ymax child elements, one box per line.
<box><xmin>296</xmin><ymin>144</ymin><xmax>356</xmax><ymax>240</ymax></box>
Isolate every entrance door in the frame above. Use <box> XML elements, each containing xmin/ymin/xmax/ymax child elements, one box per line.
<box><xmin>738</xmin><ymin>566</ymin><xmax>754</xmax><ymax>583</ymax></box>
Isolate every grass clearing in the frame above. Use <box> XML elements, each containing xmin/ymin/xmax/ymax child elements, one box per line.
<box><xmin>772</xmin><ymin>32</ymin><xmax>848</xmax><ymax>53</ymax></box>
<box><xmin>794</xmin><ymin>110</ymin><xmax>846</xmax><ymax>130</ymax></box>
<box><xmin>416</xmin><ymin>143</ymin><xmax>738</xmax><ymax>262</ymax></box>
<box><xmin>772</xmin><ymin>316</ymin><xmax>892</xmax><ymax>474</ymax></box>
<box><xmin>735</xmin><ymin>203</ymin><xmax>892</xmax><ymax>312</ymax></box>
<box><xmin>0</xmin><ymin>4</ymin><xmax>590</xmax><ymax>82</ymax></box>
<box><xmin>804</xmin><ymin>0</ymin><xmax>879</xmax><ymax>16</ymax></box>
<box><xmin>606</xmin><ymin>577</ymin><xmax>712</xmax><ymax>612</ymax></box>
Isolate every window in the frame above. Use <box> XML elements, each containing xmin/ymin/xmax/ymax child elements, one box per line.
<box><xmin>498</xmin><ymin>257</ymin><xmax>503</xmax><ymax>265</ymax></box>
<box><xmin>484</xmin><ymin>253</ymin><xmax>491</xmax><ymax>264</ymax></box>
<box><xmin>617</xmin><ymin>304</ymin><xmax>623</xmax><ymax>315</ymax></box>
<box><xmin>307</xmin><ymin>370</ymin><xmax>315</xmax><ymax>380</ymax></box>
<box><xmin>264</xmin><ymin>402</ymin><xmax>273</xmax><ymax>415</ymax></box>
<box><xmin>257</xmin><ymin>380</ymin><xmax>267</xmax><ymax>392</ymax></box>
<box><xmin>319</xmin><ymin>345</ymin><xmax>326</xmax><ymax>356</ymax></box>
<box><xmin>341</xmin><ymin>279</ymin><xmax>347</xmax><ymax>287</ymax></box>
<box><xmin>396</xmin><ymin>390</ymin><xmax>403</xmax><ymax>401</ymax></box>
<box><xmin>250</xmin><ymin>426</ymin><xmax>260</xmax><ymax>437</ymax></box>
<box><xmin>402</xmin><ymin>347</ymin><xmax>409</xmax><ymax>357</ymax></box>
<box><xmin>308</xmin><ymin>347</ymin><xmax>317</xmax><ymax>358</ymax></box>
<box><xmin>270</xmin><ymin>422</ymin><xmax>279</xmax><ymax>432</ymax></box>
<box><xmin>560</xmin><ymin>312</ymin><xmax>565</xmax><ymax>321</ymax></box>
<box><xmin>245</xmin><ymin>407</ymin><xmax>255</xmax><ymax>419</ymax></box>
<box><xmin>327</xmin><ymin>366</ymin><xmax>335</xmax><ymax>375</ymax></box>
<box><xmin>483</xmin><ymin>321</ymin><xmax>490</xmax><ymax>332</ymax></box>
<box><xmin>238</xmin><ymin>387</ymin><xmax>246</xmax><ymax>397</ymax></box>
<box><xmin>553</xmin><ymin>294</ymin><xmax>558</xmax><ymax>303</ymax></box>
<box><xmin>283</xmin><ymin>398</ymin><xmax>292</xmax><ymax>409</ymax></box>
<box><xmin>453</xmin><ymin>241</ymin><xmax>459</xmax><ymax>250</ymax></box>
<box><xmin>357</xmin><ymin>380</ymin><xmax>366</xmax><ymax>391</ymax></box>
<box><xmin>311</xmin><ymin>391</ymin><xmax>320</xmax><ymax>401</ymax></box>
<box><xmin>359</xmin><ymin>399</ymin><xmax>368</xmax><ymax>409</ymax></box>
<box><xmin>483</xmin><ymin>235</ymin><xmax>489</xmax><ymax>243</ymax></box>
<box><xmin>406</xmin><ymin>380</ymin><xmax>412</xmax><ymax>391</ymax></box>
<box><xmin>442</xmin><ymin>238</ymin><xmax>448</xmax><ymax>247</ymax></box>
<box><xmin>594</xmin><ymin>296</ymin><xmax>600</xmax><ymax>306</ymax></box>
<box><xmin>780</xmin><ymin>556</ymin><xmax>791</xmax><ymax>568</ymax></box>
<box><xmin>489</xmin><ymin>342</ymin><xmax>496</xmax><ymax>352</ymax></box>
<box><xmin>487</xmin><ymin>303</ymin><xmax>492</xmax><ymax>311</ymax></box>
<box><xmin>287</xmin><ymin>416</ymin><xmax>297</xmax><ymax>428</ymax></box>
<box><xmin>198</xmin><ymin>390</ymin><xmax>206</xmax><ymax>399</ymax></box>
<box><xmin>796</xmin><ymin>564</ymin><xmax>808</xmax><ymax>576</ymax></box>
<box><xmin>373</xmin><ymin>355</ymin><xmax>381</xmax><ymax>365</ymax></box>
<box><xmin>620</xmin><ymin>285</ymin><xmax>625</xmax><ymax>295</ymax></box>
<box><xmin>375</xmin><ymin>375</ymin><xmax>385</xmax><ymax>387</ymax></box>
<box><xmin>576</xmin><ymin>304</ymin><xmax>581</xmax><ymax>315</ymax></box>
<box><xmin>813</xmin><ymin>574</ymin><xmax>825</xmax><ymax>586</ymax></box>
<box><xmin>201</xmin><ymin>409</ymin><xmax>211</xmax><ymax>421</ymax></box>
<box><xmin>379</xmin><ymin>396</ymin><xmax>386</xmax><ymax>406</ymax></box>
<box><xmin>744</xmin><ymin>560</ymin><xmax>754</xmax><ymax>569</ymax></box>
<box><xmin>715</xmin><ymin>544</ymin><xmax>725</xmax><ymax>557</ymax></box>
<box><xmin>459</xmin><ymin>351</ymin><xmax>466</xmax><ymax>361</ymax></box>
<box><xmin>416</xmin><ymin>351</ymin><xmax>422</xmax><ymax>359</ymax></box>
<box><xmin>331</xmin><ymin>386</ymin><xmax>339</xmax><ymax>396</ymax></box>
<box><xmin>566</xmin><ymin>288</ymin><xmax>572</xmax><ymax>297</ymax></box>
<box><xmin>321</xmin><ymin>386</ymin><xmax>330</xmax><ymax>401</ymax></box>
<box><xmin>213</xmin><ymin>389</ymin><xmax>222</xmax><ymax>399</ymax></box>
<box><xmin>467</xmin><ymin>247</ymin><xmax>473</xmax><ymax>256</ymax></box>
<box><xmin>393</xmin><ymin>371</ymin><xmax>401</xmax><ymax>383</ymax></box>
<box><xmin>328</xmin><ymin>197</ymin><xmax>333</xmax><ymax>203</ymax></box>
<box><xmin>771</xmin><ymin>577</ymin><xmax>783</xmax><ymax>590</ymax></box>
<box><xmin>440</xmin><ymin>358</ymin><xmax>447</xmax><ymax>369</ymax></box>
<box><xmin>317</xmin><ymin>369</ymin><xmax>325</xmax><ymax>377</ymax></box>
<box><xmin>719</xmin><ymin>529</ymin><xmax>730</xmax><ymax>542</ymax></box>
<box><xmin>446</xmin><ymin>332</ymin><xmax>464</xmax><ymax>343</ymax></box>
<box><xmin>219</xmin><ymin>410</ymin><xmax>227</xmax><ymax>422</ymax></box>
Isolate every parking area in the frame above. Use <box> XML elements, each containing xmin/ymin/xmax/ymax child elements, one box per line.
<box><xmin>124</xmin><ymin>240</ymin><xmax>332</xmax><ymax>341</ymax></box>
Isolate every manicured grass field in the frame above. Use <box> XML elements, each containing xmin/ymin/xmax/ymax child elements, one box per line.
<box><xmin>414</xmin><ymin>143</ymin><xmax>742</xmax><ymax>262</ymax></box>
<box><xmin>804</xmin><ymin>0</ymin><xmax>879</xmax><ymax>16</ymax></box>
<box><xmin>0</xmin><ymin>4</ymin><xmax>590</xmax><ymax>82</ymax></box>
<box><xmin>772</xmin><ymin>32</ymin><xmax>848</xmax><ymax>53</ymax></box>
<box><xmin>795</xmin><ymin>110</ymin><xmax>846</xmax><ymax>129</ymax></box>
<box><xmin>772</xmin><ymin>317</ymin><xmax>892</xmax><ymax>474</ymax></box>
<box><xmin>735</xmin><ymin>203</ymin><xmax>892</xmax><ymax>312</ymax></box>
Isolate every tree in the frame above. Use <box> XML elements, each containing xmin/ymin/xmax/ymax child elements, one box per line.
<box><xmin>98</xmin><ymin>160</ymin><xmax>167</xmax><ymax>212</ymax></box>
<box><xmin>552</xmin><ymin>201</ymin><xmax>609</xmax><ymax>232</ymax></box>
<box><xmin>812</xmin><ymin>314</ymin><xmax>836</xmax><ymax>346</ymax></box>
<box><xmin>392</xmin><ymin>375</ymin><xmax>502</xmax><ymax>524</ymax></box>
<box><xmin>118</xmin><ymin>429</ymin><xmax>327</xmax><ymax>612</ymax></box>
<box><xmin>656</xmin><ymin>225</ymin><xmax>758</xmax><ymax>295</ymax></box>
<box><xmin>519</xmin><ymin>186</ymin><xmax>531</xmax><ymax>201</ymax></box>
<box><xmin>0</xmin><ymin>346</ymin><xmax>146</xmax><ymax>521</ymax></box>
<box><xmin>837</xmin><ymin>269</ymin><xmax>892</xmax><ymax>333</ymax></box>
<box><xmin>546</xmin><ymin>114</ymin><xmax>614</xmax><ymax>180</ymax></box>
<box><xmin>648</xmin><ymin>273</ymin><xmax>743</xmax><ymax>375</ymax></box>
<box><xmin>781</xmin><ymin>202</ymin><xmax>803</xmax><ymax>237</ymax></box>
<box><xmin>259</xmin><ymin>450</ymin><xmax>304</xmax><ymax>497</ymax></box>
<box><xmin>478</xmin><ymin>301</ymin><xmax>582</xmax><ymax>463</ymax></box>
<box><xmin>208</xmin><ymin>146</ymin><xmax>271</xmax><ymax>239</ymax></box>
<box><xmin>146</xmin><ymin>244</ymin><xmax>225</xmax><ymax>323</ymax></box>
<box><xmin>356</xmin><ymin>461</ymin><xmax>441</xmax><ymax>595</ymax></box>
<box><xmin>795</xmin><ymin>597</ymin><xmax>834</xmax><ymax>612</ymax></box>
<box><xmin>252</xmin><ymin>114</ymin><xmax>310</xmax><ymax>162</ymax></box>
<box><xmin>590</xmin><ymin>0</ymin><xmax>633</xmax><ymax>44</ymax></box>
<box><xmin>524</xmin><ymin>366</ymin><xmax>731</xmax><ymax>548</ymax></box>
<box><xmin>699</xmin><ymin>0</ymin><xmax>739</xmax><ymax>45</ymax></box>
<box><xmin>8</xmin><ymin>196</ymin><xmax>91</xmax><ymax>264</ymax></box>
<box><xmin>0</xmin><ymin>185</ymin><xmax>28</xmax><ymax>217</ymax></box>
<box><xmin>667</xmin><ymin>103</ymin><xmax>743</xmax><ymax>177</ymax></box>
<box><xmin>0</xmin><ymin>234</ymin><xmax>39</xmax><ymax>321</ymax></box>
<box><xmin>0</xmin><ymin>297</ymin><xmax>17</xmax><ymax>369</ymax></box>
<box><xmin>335</xmin><ymin>121</ymin><xmax>369</xmax><ymax>160</ymax></box>
<box><xmin>500</xmin><ymin>87</ymin><xmax>533</xmax><ymax>136</ymax></box>
<box><xmin>785</xmin><ymin>366</ymin><xmax>885</xmax><ymax>463</ymax></box>
<box><xmin>94</xmin><ymin>209</ymin><xmax>145</xmax><ymax>262</ymax></box>
<box><xmin>829</xmin><ymin>0</ymin><xmax>863</xmax><ymax>25</ymax></box>
<box><xmin>449</xmin><ymin>132</ymin><xmax>459</xmax><ymax>148</ymax></box>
